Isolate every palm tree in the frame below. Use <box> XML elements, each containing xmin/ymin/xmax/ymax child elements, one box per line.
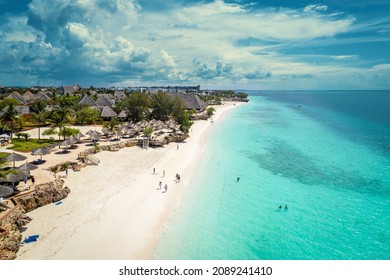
<box><xmin>31</xmin><ymin>99</ymin><xmax>48</xmax><ymax>142</ymax></box>
<box><xmin>0</xmin><ymin>98</ymin><xmax>19</xmax><ymax>138</ymax></box>
<box><xmin>49</xmin><ymin>96</ymin><xmax>75</xmax><ymax>146</ymax></box>
<box><xmin>103</xmin><ymin>118</ymin><xmax>120</xmax><ymax>140</ymax></box>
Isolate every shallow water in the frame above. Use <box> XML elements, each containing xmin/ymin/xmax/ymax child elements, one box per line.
<box><xmin>154</xmin><ymin>91</ymin><xmax>390</xmax><ymax>260</ymax></box>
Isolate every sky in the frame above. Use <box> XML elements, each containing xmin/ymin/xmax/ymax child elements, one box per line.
<box><xmin>1</xmin><ymin>0</ymin><xmax>390</xmax><ymax>90</ymax></box>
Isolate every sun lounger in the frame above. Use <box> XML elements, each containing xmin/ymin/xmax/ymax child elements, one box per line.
<box><xmin>23</xmin><ymin>235</ymin><xmax>40</xmax><ymax>244</ymax></box>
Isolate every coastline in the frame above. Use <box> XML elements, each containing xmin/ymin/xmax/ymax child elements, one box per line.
<box><xmin>16</xmin><ymin>102</ymin><xmax>243</xmax><ymax>259</ymax></box>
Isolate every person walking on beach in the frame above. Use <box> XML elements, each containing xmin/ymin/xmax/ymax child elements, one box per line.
<box><xmin>65</xmin><ymin>169</ymin><xmax>68</xmax><ymax>176</ymax></box>
<box><xmin>31</xmin><ymin>176</ymin><xmax>35</xmax><ymax>185</ymax></box>
<box><xmin>163</xmin><ymin>184</ymin><xmax>168</xmax><ymax>193</ymax></box>
<box><xmin>163</xmin><ymin>170</ymin><xmax>165</xmax><ymax>177</ymax></box>
<box><xmin>177</xmin><ymin>144</ymin><xmax>179</xmax><ymax>150</ymax></box>
<box><xmin>153</xmin><ymin>168</ymin><xmax>155</xmax><ymax>174</ymax></box>
<box><xmin>158</xmin><ymin>181</ymin><xmax>162</xmax><ymax>190</ymax></box>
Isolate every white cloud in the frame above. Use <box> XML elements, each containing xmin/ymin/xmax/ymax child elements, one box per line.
<box><xmin>330</xmin><ymin>55</ymin><xmax>359</xmax><ymax>60</ymax></box>
<box><xmin>1</xmin><ymin>0</ymin><xmax>389</xmax><ymax>89</ymax></box>
<box><xmin>304</xmin><ymin>4</ymin><xmax>328</xmax><ymax>13</ymax></box>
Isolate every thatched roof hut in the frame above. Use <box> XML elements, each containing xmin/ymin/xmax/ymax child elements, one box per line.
<box><xmin>169</xmin><ymin>92</ymin><xmax>207</xmax><ymax>111</ymax></box>
<box><xmin>96</xmin><ymin>95</ymin><xmax>115</xmax><ymax>108</ymax></box>
<box><xmin>6</xmin><ymin>91</ymin><xmax>27</xmax><ymax>105</ymax></box>
<box><xmin>118</xmin><ymin>110</ymin><xmax>127</xmax><ymax>119</ymax></box>
<box><xmin>22</xmin><ymin>91</ymin><xmax>36</xmax><ymax>103</ymax></box>
<box><xmin>100</xmin><ymin>106</ymin><xmax>118</xmax><ymax>119</ymax></box>
<box><xmin>78</xmin><ymin>94</ymin><xmax>97</xmax><ymax>107</ymax></box>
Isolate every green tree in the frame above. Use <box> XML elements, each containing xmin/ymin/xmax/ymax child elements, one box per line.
<box><xmin>122</xmin><ymin>92</ymin><xmax>151</xmax><ymax>122</ymax></box>
<box><xmin>143</xmin><ymin>127</ymin><xmax>153</xmax><ymax>138</ymax></box>
<box><xmin>207</xmin><ymin>107</ymin><xmax>216</xmax><ymax>117</ymax></box>
<box><xmin>49</xmin><ymin>96</ymin><xmax>75</xmax><ymax>145</ymax></box>
<box><xmin>15</xmin><ymin>132</ymin><xmax>30</xmax><ymax>141</ymax></box>
<box><xmin>177</xmin><ymin>111</ymin><xmax>193</xmax><ymax>133</ymax></box>
<box><xmin>61</xmin><ymin>127</ymin><xmax>80</xmax><ymax>139</ymax></box>
<box><xmin>31</xmin><ymin>99</ymin><xmax>48</xmax><ymax>142</ymax></box>
<box><xmin>0</xmin><ymin>98</ymin><xmax>19</xmax><ymax>138</ymax></box>
<box><xmin>103</xmin><ymin>118</ymin><xmax>120</xmax><ymax>140</ymax></box>
<box><xmin>152</xmin><ymin>92</ymin><xmax>174</xmax><ymax>121</ymax></box>
<box><xmin>76</xmin><ymin>106</ymin><xmax>100</xmax><ymax>124</ymax></box>
<box><xmin>171</xmin><ymin>97</ymin><xmax>186</xmax><ymax>120</ymax></box>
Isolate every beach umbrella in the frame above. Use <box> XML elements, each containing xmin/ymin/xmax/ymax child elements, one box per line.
<box><xmin>32</xmin><ymin>147</ymin><xmax>51</xmax><ymax>161</ymax></box>
<box><xmin>86</xmin><ymin>130</ymin><xmax>102</xmax><ymax>136</ymax></box>
<box><xmin>5</xmin><ymin>152</ymin><xmax>27</xmax><ymax>168</ymax></box>
<box><xmin>0</xmin><ymin>171</ymin><xmax>26</xmax><ymax>190</ymax></box>
<box><xmin>18</xmin><ymin>161</ymin><xmax>38</xmax><ymax>172</ymax></box>
<box><xmin>60</xmin><ymin>138</ymin><xmax>74</xmax><ymax>147</ymax></box>
<box><xmin>59</xmin><ymin>138</ymin><xmax>75</xmax><ymax>152</ymax></box>
<box><xmin>0</xmin><ymin>185</ymin><xmax>14</xmax><ymax>198</ymax></box>
<box><xmin>75</xmin><ymin>132</ymin><xmax>85</xmax><ymax>139</ymax></box>
<box><xmin>89</xmin><ymin>133</ymin><xmax>101</xmax><ymax>142</ymax></box>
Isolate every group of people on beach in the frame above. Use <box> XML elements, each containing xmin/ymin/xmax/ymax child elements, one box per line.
<box><xmin>154</xmin><ymin>167</ymin><xmax>182</xmax><ymax>194</ymax></box>
<box><xmin>158</xmin><ymin>181</ymin><xmax>168</xmax><ymax>193</ymax></box>
<box><xmin>23</xmin><ymin>175</ymin><xmax>35</xmax><ymax>186</ymax></box>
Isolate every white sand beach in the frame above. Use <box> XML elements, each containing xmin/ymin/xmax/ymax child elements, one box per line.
<box><xmin>16</xmin><ymin>102</ymin><xmax>242</xmax><ymax>259</ymax></box>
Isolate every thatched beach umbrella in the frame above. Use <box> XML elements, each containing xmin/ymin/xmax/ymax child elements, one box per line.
<box><xmin>59</xmin><ymin>138</ymin><xmax>75</xmax><ymax>152</ymax></box>
<box><xmin>32</xmin><ymin>147</ymin><xmax>51</xmax><ymax>161</ymax></box>
<box><xmin>18</xmin><ymin>161</ymin><xmax>38</xmax><ymax>172</ymax></box>
<box><xmin>1</xmin><ymin>171</ymin><xmax>26</xmax><ymax>190</ymax></box>
<box><xmin>60</xmin><ymin>138</ymin><xmax>75</xmax><ymax>148</ymax></box>
<box><xmin>89</xmin><ymin>133</ymin><xmax>101</xmax><ymax>142</ymax></box>
<box><xmin>5</xmin><ymin>152</ymin><xmax>27</xmax><ymax>168</ymax></box>
<box><xmin>0</xmin><ymin>185</ymin><xmax>14</xmax><ymax>198</ymax></box>
<box><xmin>86</xmin><ymin>129</ymin><xmax>101</xmax><ymax>136</ymax></box>
<box><xmin>75</xmin><ymin>132</ymin><xmax>85</xmax><ymax>139</ymax></box>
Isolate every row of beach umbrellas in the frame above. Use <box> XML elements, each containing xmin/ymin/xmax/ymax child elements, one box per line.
<box><xmin>0</xmin><ymin>152</ymin><xmax>41</xmax><ymax>198</ymax></box>
<box><xmin>0</xmin><ymin>131</ymin><xmax>99</xmax><ymax>199</ymax></box>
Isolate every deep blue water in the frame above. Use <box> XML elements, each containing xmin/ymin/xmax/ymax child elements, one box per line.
<box><xmin>154</xmin><ymin>90</ymin><xmax>390</xmax><ymax>260</ymax></box>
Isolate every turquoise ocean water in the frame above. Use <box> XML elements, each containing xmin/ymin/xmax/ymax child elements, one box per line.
<box><xmin>153</xmin><ymin>90</ymin><xmax>390</xmax><ymax>260</ymax></box>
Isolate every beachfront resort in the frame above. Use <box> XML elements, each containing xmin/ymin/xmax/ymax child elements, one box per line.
<box><xmin>0</xmin><ymin>85</ymin><xmax>248</xmax><ymax>259</ymax></box>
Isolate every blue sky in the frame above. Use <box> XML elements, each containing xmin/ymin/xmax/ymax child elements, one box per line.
<box><xmin>1</xmin><ymin>0</ymin><xmax>390</xmax><ymax>89</ymax></box>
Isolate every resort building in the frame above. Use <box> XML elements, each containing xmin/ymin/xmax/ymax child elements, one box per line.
<box><xmin>169</xmin><ymin>92</ymin><xmax>207</xmax><ymax>112</ymax></box>
<box><xmin>6</xmin><ymin>92</ymin><xmax>27</xmax><ymax>105</ymax></box>
<box><xmin>60</xmin><ymin>84</ymin><xmax>81</xmax><ymax>95</ymax></box>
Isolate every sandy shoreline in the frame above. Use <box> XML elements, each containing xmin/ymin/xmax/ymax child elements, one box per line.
<box><xmin>16</xmin><ymin>102</ymin><xmax>242</xmax><ymax>259</ymax></box>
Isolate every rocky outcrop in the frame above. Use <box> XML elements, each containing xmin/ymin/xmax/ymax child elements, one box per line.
<box><xmin>0</xmin><ymin>180</ymin><xmax>70</xmax><ymax>260</ymax></box>
<box><xmin>0</xmin><ymin>208</ymin><xmax>31</xmax><ymax>260</ymax></box>
<box><xmin>190</xmin><ymin>110</ymin><xmax>209</xmax><ymax>120</ymax></box>
<box><xmin>15</xmin><ymin>180</ymin><xmax>70</xmax><ymax>213</ymax></box>
<box><xmin>48</xmin><ymin>161</ymin><xmax>87</xmax><ymax>173</ymax></box>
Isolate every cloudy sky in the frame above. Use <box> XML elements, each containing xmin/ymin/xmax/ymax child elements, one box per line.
<box><xmin>1</xmin><ymin>0</ymin><xmax>390</xmax><ymax>89</ymax></box>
